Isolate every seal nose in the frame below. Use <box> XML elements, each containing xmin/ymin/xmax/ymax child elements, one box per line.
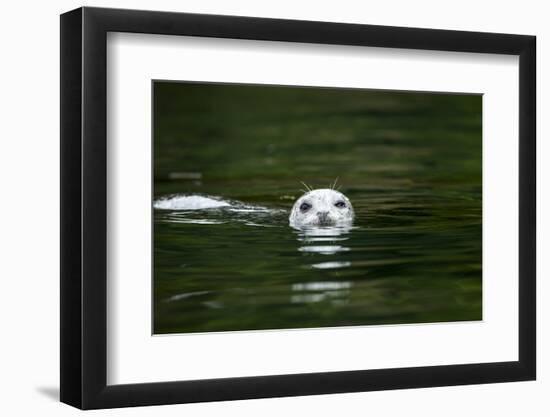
<box><xmin>317</xmin><ymin>211</ymin><xmax>330</xmax><ymax>223</ymax></box>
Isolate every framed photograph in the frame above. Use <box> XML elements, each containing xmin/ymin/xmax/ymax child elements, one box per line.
<box><xmin>60</xmin><ymin>6</ymin><xmax>536</xmax><ymax>409</ymax></box>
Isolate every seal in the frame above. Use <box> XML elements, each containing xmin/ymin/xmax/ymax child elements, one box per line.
<box><xmin>289</xmin><ymin>188</ymin><xmax>354</xmax><ymax>228</ymax></box>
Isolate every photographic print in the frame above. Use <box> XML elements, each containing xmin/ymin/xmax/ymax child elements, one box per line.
<box><xmin>61</xmin><ymin>8</ymin><xmax>536</xmax><ymax>407</ymax></box>
<box><xmin>153</xmin><ymin>81</ymin><xmax>482</xmax><ymax>335</ymax></box>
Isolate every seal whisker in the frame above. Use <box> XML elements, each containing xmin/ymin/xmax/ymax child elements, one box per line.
<box><xmin>300</xmin><ymin>181</ymin><xmax>312</xmax><ymax>192</ymax></box>
<box><xmin>331</xmin><ymin>177</ymin><xmax>339</xmax><ymax>190</ymax></box>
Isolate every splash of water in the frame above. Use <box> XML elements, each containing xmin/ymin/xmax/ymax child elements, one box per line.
<box><xmin>153</xmin><ymin>194</ymin><xmax>287</xmax><ymax>228</ymax></box>
<box><xmin>154</xmin><ymin>195</ymin><xmax>230</xmax><ymax>210</ymax></box>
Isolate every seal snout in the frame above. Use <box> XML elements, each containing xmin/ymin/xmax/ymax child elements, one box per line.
<box><xmin>316</xmin><ymin>211</ymin><xmax>331</xmax><ymax>225</ymax></box>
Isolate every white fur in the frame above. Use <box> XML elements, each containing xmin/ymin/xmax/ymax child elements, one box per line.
<box><xmin>289</xmin><ymin>189</ymin><xmax>354</xmax><ymax>228</ymax></box>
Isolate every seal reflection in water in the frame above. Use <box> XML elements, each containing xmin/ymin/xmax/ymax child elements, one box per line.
<box><xmin>289</xmin><ymin>188</ymin><xmax>354</xmax><ymax>229</ymax></box>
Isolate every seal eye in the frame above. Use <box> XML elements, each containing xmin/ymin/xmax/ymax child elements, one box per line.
<box><xmin>335</xmin><ymin>201</ymin><xmax>346</xmax><ymax>208</ymax></box>
<box><xmin>299</xmin><ymin>202</ymin><xmax>312</xmax><ymax>212</ymax></box>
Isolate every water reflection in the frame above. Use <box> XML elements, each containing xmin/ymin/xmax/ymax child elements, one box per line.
<box><xmin>293</xmin><ymin>225</ymin><xmax>354</xmax><ymax>239</ymax></box>
<box><xmin>293</xmin><ymin>225</ymin><xmax>354</xmax><ymax>258</ymax></box>
<box><xmin>310</xmin><ymin>261</ymin><xmax>352</xmax><ymax>269</ymax></box>
<box><xmin>291</xmin><ymin>223</ymin><xmax>355</xmax><ymax>304</ymax></box>
<box><xmin>290</xmin><ymin>281</ymin><xmax>352</xmax><ymax>304</ymax></box>
<box><xmin>298</xmin><ymin>246</ymin><xmax>349</xmax><ymax>255</ymax></box>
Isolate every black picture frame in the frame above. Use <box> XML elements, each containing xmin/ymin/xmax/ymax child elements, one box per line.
<box><xmin>60</xmin><ymin>6</ymin><xmax>536</xmax><ymax>410</ymax></box>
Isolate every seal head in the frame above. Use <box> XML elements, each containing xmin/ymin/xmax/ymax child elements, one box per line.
<box><xmin>289</xmin><ymin>189</ymin><xmax>354</xmax><ymax>228</ymax></box>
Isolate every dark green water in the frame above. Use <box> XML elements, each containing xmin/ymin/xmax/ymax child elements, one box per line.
<box><xmin>153</xmin><ymin>82</ymin><xmax>482</xmax><ymax>334</ymax></box>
